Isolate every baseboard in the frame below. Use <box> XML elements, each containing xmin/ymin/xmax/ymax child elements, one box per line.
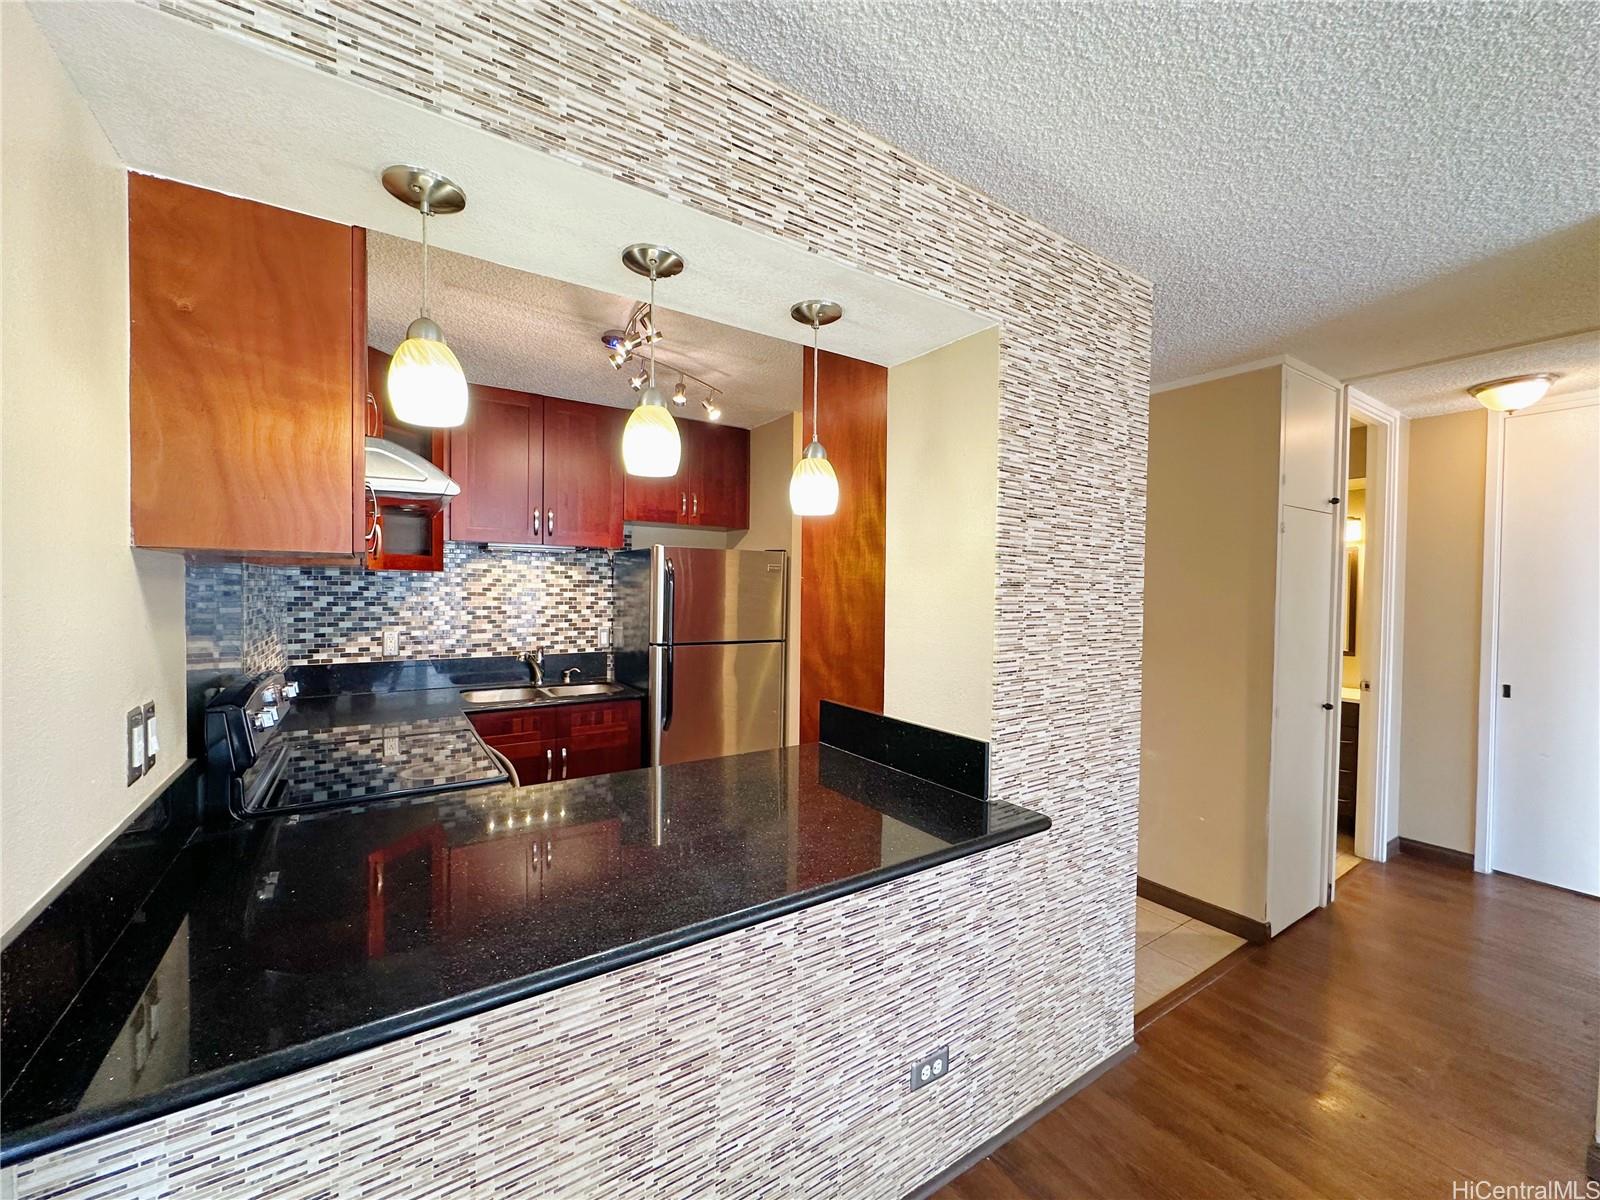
<box><xmin>1395</xmin><ymin>837</ymin><xmax>1475</xmax><ymax>869</ymax></box>
<box><xmin>1136</xmin><ymin>877</ymin><xmax>1272</xmax><ymax>944</ymax></box>
<box><xmin>1587</xmin><ymin>1138</ymin><xmax>1600</xmax><ymax>1184</ymax></box>
<box><xmin>1386</xmin><ymin>835</ymin><xmax>1400</xmax><ymax>860</ymax></box>
<box><xmin>901</xmin><ymin>1042</ymin><xmax>1137</xmax><ymax>1200</ymax></box>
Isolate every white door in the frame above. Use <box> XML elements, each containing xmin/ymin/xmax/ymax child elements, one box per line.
<box><xmin>1281</xmin><ymin>369</ymin><xmax>1341</xmax><ymax>513</ymax></box>
<box><xmin>1268</xmin><ymin>504</ymin><xmax>1339</xmax><ymax>930</ymax></box>
<box><xmin>1490</xmin><ymin>401</ymin><xmax>1600</xmax><ymax>897</ymax></box>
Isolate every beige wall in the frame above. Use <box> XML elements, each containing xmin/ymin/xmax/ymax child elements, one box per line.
<box><xmin>733</xmin><ymin>412</ymin><xmax>802</xmax><ymax>746</ymax></box>
<box><xmin>1397</xmin><ymin>407</ymin><xmax>1487</xmax><ymax>853</ymax></box>
<box><xmin>1341</xmin><ymin>485</ymin><xmax>1366</xmax><ymax>690</ymax></box>
<box><xmin>1</xmin><ymin>8</ymin><xmax>188</xmax><ymax>939</ymax></box>
<box><xmin>883</xmin><ymin>329</ymin><xmax>1000</xmax><ymax>741</ymax></box>
<box><xmin>1140</xmin><ymin>368</ymin><xmax>1283</xmax><ymax>920</ymax></box>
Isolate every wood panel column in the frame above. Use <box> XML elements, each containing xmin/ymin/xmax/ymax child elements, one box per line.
<box><xmin>799</xmin><ymin>349</ymin><xmax>887</xmax><ymax>743</ymax></box>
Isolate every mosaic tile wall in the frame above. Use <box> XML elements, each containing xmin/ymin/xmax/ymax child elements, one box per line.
<box><xmin>187</xmin><ymin>542</ymin><xmax>615</xmax><ymax>669</ymax></box>
<box><xmin>6</xmin><ymin>0</ymin><xmax>1151</xmax><ymax>1196</ymax></box>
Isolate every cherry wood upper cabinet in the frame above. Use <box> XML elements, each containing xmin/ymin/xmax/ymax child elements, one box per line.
<box><xmin>692</xmin><ymin>423</ymin><xmax>750</xmax><ymax>530</ymax></box>
<box><xmin>622</xmin><ymin>418</ymin><xmax>749</xmax><ymax>530</ymax></box>
<box><xmin>447</xmin><ymin>385</ymin><xmax>543</xmax><ymax>545</ymax></box>
<box><xmin>129</xmin><ymin>174</ymin><xmax>366</xmax><ymax>554</ymax></box>
<box><xmin>542</xmin><ymin>398</ymin><xmax>625</xmax><ymax>549</ymax></box>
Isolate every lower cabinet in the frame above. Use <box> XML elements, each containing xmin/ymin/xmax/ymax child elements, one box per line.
<box><xmin>468</xmin><ymin>699</ymin><xmax>643</xmax><ymax>787</ymax></box>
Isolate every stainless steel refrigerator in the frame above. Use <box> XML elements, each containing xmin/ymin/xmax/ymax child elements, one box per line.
<box><xmin>613</xmin><ymin>546</ymin><xmax>787</xmax><ymax>766</ymax></box>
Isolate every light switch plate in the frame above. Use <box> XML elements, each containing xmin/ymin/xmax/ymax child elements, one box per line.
<box><xmin>142</xmin><ymin>702</ymin><xmax>158</xmax><ymax>771</ymax></box>
<box><xmin>126</xmin><ymin>707</ymin><xmax>145</xmax><ymax>785</ymax></box>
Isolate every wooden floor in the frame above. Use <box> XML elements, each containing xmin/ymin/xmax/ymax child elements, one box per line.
<box><xmin>935</xmin><ymin>855</ymin><xmax>1600</xmax><ymax>1199</ymax></box>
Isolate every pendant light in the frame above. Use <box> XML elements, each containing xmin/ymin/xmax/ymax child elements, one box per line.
<box><xmin>619</xmin><ymin>244</ymin><xmax>684</xmax><ymax>477</ymax></box>
<box><xmin>789</xmin><ymin>300</ymin><xmax>842</xmax><ymax>517</ymax></box>
<box><xmin>381</xmin><ymin>166</ymin><xmax>469</xmax><ymax>428</ymax></box>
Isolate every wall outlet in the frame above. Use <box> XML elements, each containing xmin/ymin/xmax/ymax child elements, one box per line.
<box><xmin>142</xmin><ymin>701</ymin><xmax>158</xmax><ymax>771</ymax></box>
<box><xmin>126</xmin><ymin>707</ymin><xmax>146</xmax><ymax>785</ymax></box>
<box><xmin>382</xmin><ymin>628</ymin><xmax>401</xmax><ymax>657</ymax></box>
<box><xmin>908</xmin><ymin>1045</ymin><xmax>950</xmax><ymax>1092</ymax></box>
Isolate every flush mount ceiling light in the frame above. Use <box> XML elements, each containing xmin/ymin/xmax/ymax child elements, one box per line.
<box><xmin>381</xmin><ymin>166</ymin><xmax>469</xmax><ymax>428</ymax></box>
<box><xmin>789</xmin><ymin>299</ymin><xmax>843</xmax><ymax>517</ymax></box>
<box><xmin>619</xmin><ymin>244</ymin><xmax>684</xmax><ymax>478</ymax></box>
<box><xmin>1468</xmin><ymin>373</ymin><xmax>1557</xmax><ymax>412</ymax></box>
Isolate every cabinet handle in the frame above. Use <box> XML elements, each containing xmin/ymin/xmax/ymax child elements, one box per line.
<box><xmin>533</xmin><ymin>510</ymin><xmax>542</xmax><ymax>537</ymax></box>
<box><xmin>547</xmin><ymin>509</ymin><xmax>555</xmax><ymax>537</ymax></box>
<box><xmin>692</xmin><ymin>492</ymin><xmax>699</xmax><ymax>517</ymax></box>
<box><xmin>680</xmin><ymin>493</ymin><xmax>687</xmax><ymax>517</ymax></box>
<box><xmin>365</xmin><ymin>393</ymin><xmax>381</xmax><ymax>437</ymax></box>
<box><xmin>561</xmin><ymin>745</ymin><xmax>568</xmax><ymax>779</ymax></box>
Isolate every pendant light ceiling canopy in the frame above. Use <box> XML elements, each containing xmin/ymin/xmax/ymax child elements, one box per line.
<box><xmin>381</xmin><ymin>165</ymin><xmax>469</xmax><ymax>429</ymax></box>
<box><xmin>789</xmin><ymin>300</ymin><xmax>843</xmax><ymax>518</ymax></box>
<box><xmin>619</xmin><ymin>244</ymin><xmax>684</xmax><ymax>478</ymax></box>
<box><xmin>1468</xmin><ymin>373</ymin><xmax>1556</xmax><ymax>412</ymax></box>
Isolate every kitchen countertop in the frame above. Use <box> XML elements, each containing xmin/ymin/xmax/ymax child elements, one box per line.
<box><xmin>0</xmin><ymin>743</ymin><xmax>1047</xmax><ymax>1164</ymax></box>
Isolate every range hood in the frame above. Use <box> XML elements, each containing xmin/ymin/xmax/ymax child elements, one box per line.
<box><xmin>365</xmin><ymin>437</ymin><xmax>460</xmax><ymax>513</ymax></box>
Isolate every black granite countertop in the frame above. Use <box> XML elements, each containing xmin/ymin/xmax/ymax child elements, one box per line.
<box><xmin>0</xmin><ymin>742</ymin><xmax>1046</xmax><ymax>1165</ymax></box>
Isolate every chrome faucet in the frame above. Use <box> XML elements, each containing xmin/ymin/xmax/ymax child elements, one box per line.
<box><xmin>562</xmin><ymin>666</ymin><xmax>583</xmax><ymax>684</ymax></box>
<box><xmin>523</xmin><ymin>646</ymin><xmax>544</xmax><ymax>685</ymax></box>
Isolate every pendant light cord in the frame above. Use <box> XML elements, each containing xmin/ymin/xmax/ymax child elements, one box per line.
<box><xmin>648</xmin><ymin>270</ymin><xmax>658</xmax><ymax>388</ymax></box>
<box><xmin>419</xmin><ymin>206</ymin><xmax>430</xmax><ymax>319</ymax></box>
<box><xmin>811</xmin><ymin>322</ymin><xmax>820</xmax><ymax>444</ymax></box>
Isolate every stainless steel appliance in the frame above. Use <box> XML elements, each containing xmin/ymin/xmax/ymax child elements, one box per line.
<box><xmin>613</xmin><ymin>546</ymin><xmax>786</xmax><ymax>766</ymax></box>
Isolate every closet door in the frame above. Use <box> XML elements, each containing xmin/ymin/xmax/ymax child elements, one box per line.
<box><xmin>1490</xmin><ymin>402</ymin><xmax>1600</xmax><ymax>896</ymax></box>
<box><xmin>1281</xmin><ymin>369</ymin><xmax>1341</xmax><ymax>513</ymax></box>
<box><xmin>1267</xmin><ymin>504</ymin><xmax>1338</xmax><ymax>932</ymax></box>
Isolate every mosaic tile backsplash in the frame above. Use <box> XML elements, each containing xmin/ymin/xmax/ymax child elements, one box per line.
<box><xmin>187</xmin><ymin>542</ymin><xmax>615</xmax><ymax>671</ymax></box>
<box><xmin>13</xmin><ymin>0</ymin><xmax>1151</xmax><ymax>1195</ymax></box>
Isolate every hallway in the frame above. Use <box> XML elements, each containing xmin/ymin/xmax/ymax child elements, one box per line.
<box><xmin>935</xmin><ymin>856</ymin><xmax>1599</xmax><ymax>1198</ymax></box>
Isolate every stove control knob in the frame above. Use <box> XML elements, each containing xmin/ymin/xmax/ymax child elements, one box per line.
<box><xmin>261</xmin><ymin>688</ymin><xmax>279</xmax><ymax>706</ymax></box>
<box><xmin>282</xmin><ymin>682</ymin><xmax>300</xmax><ymax>700</ymax></box>
<box><xmin>253</xmin><ymin>709</ymin><xmax>279</xmax><ymax>731</ymax></box>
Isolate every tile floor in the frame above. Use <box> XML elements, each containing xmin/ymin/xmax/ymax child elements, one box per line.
<box><xmin>1134</xmin><ymin>899</ymin><xmax>1246</xmax><ymax>1013</ymax></box>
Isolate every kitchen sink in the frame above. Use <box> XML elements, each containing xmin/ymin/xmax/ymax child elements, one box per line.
<box><xmin>461</xmin><ymin>682</ymin><xmax>629</xmax><ymax>706</ymax></box>
<box><xmin>459</xmin><ymin>686</ymin><xmax>544</xmax><ymax>705</ymax></box>
<box><xmin>536</xmin><ymin>682</ymin><xmax>628</xmax><ymax>698</ymax></box>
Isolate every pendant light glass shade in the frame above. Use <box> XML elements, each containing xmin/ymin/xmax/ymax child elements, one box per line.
<box><xmin>388</xmin><ymin>317</ymin><xmax>468</xmax><ymax>428</ymax></box>
<box><xmin>789</xmin><ymin>441</ymin><xmax>838</xmax><ymax>516</ymax></box>
<box><xmin>622</xmin><ymin>386</ymin><xmax>681</xmax><ymax>477</ymax></box>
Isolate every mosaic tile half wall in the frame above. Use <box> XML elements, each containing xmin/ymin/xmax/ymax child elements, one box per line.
<box><xmin>6</xmin><ymin>0</ymin><xmax>1152</xmax><ymax>1195</ymax></box>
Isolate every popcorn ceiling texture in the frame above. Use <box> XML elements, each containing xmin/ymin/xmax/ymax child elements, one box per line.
<box><xmin>638</xmin><ymin>0</ymin><xmax>1600</xmax><ymax>386</ymax></box>
<box><xmin>7</xmin><ymin>1</ymin><xmax>1150</xmax><ymax>1197</ymax></box>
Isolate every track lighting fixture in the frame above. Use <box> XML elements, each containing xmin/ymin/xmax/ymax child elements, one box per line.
<box><xmin>671</xmin><ymin>379</ymin><xmax>689</xmax><ymax>406</ymax></box>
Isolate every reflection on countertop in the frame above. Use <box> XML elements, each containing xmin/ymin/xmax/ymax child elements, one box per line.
<box><xmin>0</xmin><ymin>743</ymin><xmax>1047</xmax><ymax>1163</ymax></box>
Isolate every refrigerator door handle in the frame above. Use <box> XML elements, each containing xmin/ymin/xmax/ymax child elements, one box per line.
<box><xmin>662</xmin><ymin>555</ymin><xmax>676</xmax><ymax>648</ymax></box>
<box><xmin>662</xmin><ymin>645</ymin><xmax>675</xmax><ymax>731</ymax></box>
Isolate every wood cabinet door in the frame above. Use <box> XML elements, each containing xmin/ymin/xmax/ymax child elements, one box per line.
<box><xmin>540</xmin><ymin>820</ymin><xmax>623</xmax><ymax>900</ymax></box>
<box><xmin>692</xmin><ymin>423</ymin><xmax>750</xmax><ymax>530</ymax></box>
<box><xmin>622</xmin><ymin>414</ymin><xmax>689</xmax><ymax>526</ymax></box>
<box><xmin>448</xmin><ymin>835</ymin><xmax>536</xmax><ymax>927</ymax></box>
<box><xmin>558</xmin><ymin>700</ymin><xmax>644</xmax><ymax>779</ymax></box>
<box><xmin>542</xmin><ymin>398</ymin><xmax>625</xmax><ymax>548</ymax></box>
<box><xmin>448</xmin><ymin>386</ymin><xmax>543</xmax><ymax>544</ymax></box>
<box><xmin>468</xmin><ymin>707</ymin><xmax>562</xmax><ymax>787</ymax></box>
<box><xmin>129</xmin><ymin>174</ymin><xmax>365</xmax><ymax>554</ymax></box>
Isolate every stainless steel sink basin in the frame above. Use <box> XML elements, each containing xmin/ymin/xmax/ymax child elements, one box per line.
<box><xmin>460</xmin><ymin>686</ymin><xmax>544</xmax><ymax>705</ymax></box>
<box><xmin>461</xmin><ymin>682</ymin><xmax>628</xmax><ymax>706</ymax></box>
<box><xmin>536</xmin><ymin>682</ymin><xmax>628</xmax><ymax>698</ymax></box>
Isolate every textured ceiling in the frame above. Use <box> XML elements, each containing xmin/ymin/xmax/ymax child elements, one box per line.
<box><xmin>369</xmin><ymin>233</ymin><xmax>800</xmax><ymax>428</ymax></box>
<box><xmin>636</xmin><ymin>0</ymin><xmax>1600</xmax><ymax>386</ymax></box>
<box><xmin>1351</xmin><ymin>329</ymin><xmax>1600</xmax><ymax>417</ymax></box>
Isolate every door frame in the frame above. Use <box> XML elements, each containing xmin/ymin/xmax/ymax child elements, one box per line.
<box><xmin>1473</xmin><ymin>392</ymin><xmax>1600</xmax><ymax>872</ymax></box>
<box><xmin>1342</xmin><ymin>387</ymin><xmax>1406</xmax><ymax>865</ymax></box>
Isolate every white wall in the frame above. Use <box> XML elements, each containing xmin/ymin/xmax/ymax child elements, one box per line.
<box><xmin>883</xmin><ymin>329</ymin><xmax>1000</xmax><ymax>741</ymax></box>
<box><xmin>1</xmin><ymin>7</ymin><xmax>188</xmax><ymax>939</ymax></box>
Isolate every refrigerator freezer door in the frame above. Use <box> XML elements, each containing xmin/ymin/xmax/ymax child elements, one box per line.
<box><xmin>656</xmin><ymin>547</ymin><xmax>786</xmax><ymax>645</ymax></box>
<box><xmin>650</xmin><ymin>641</ymin><xmax>784</xmax><ymax>765</ymax></box>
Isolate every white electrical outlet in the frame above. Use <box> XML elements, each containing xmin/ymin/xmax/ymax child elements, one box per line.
<box><xmin>382</xmin><ymin>629</ymin><xmax>401</xmax><ymax>657</ymax></box>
